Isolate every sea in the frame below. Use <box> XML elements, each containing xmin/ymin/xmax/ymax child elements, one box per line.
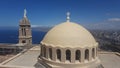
<box><xmin>0</xmin><ymin>29</ymin><xmax>46</xmax><ymax>44</ymax></box>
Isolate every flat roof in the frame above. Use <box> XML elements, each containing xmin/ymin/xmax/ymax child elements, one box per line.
<box><xmin>4</xmin><ymin>51</ymin><xmax>39</xmax><ymax>67</ymax></box>
<box><xmin>0</xmin><ymin>44</ymin><xmax>25</xmax><ymax>49</ymax></box>
<box><xmin>1</xmin><ymin>46</ymin><xmax>45</xmax><ymax>68</ymax></box>
<box><xmin>1</xmin><ymin>46</ymin><xmax>120</xmax><ymax>68</ymax></box>
<box><xmin>99</xmin><ymin>53</ymin><xmax>120</xmax><ymax>68</ymax></box>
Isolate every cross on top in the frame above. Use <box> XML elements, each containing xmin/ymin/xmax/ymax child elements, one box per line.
<box><xmin>66</xmin><ymin>12</ymin><xmax>70</xmax><ymax>22</ymax></box>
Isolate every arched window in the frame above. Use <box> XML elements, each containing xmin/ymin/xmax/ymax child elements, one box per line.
<box><xmin>43</xmin><ymin>47</ymin><xmax>46</xmax><ymax>58</ymax></box>
<box><xmin>85</xmin><ymin>49</ymin><xmax>89</xmax><ymax>61</ymax></box>
<box><xmin>49</xmin><ymin>48</ymin><xmax>52</xmax><ymax>60</ymax></box>
<box><xmin>66</xmin><ymin>49</ymin><xmax>71</xmax><ymax>62</ymax></box>
<box><xmin>92</xmin><ymin>48</ymin><xmax>95</xmax><ymax>59</ymax></box>
<box><xmin>76</xmin><ymin>50</ymin><xmax>81</xmax><ymax>61</ymax></box>
<box><xmin>56</xmin><ymin>49</ymin><xmax>61</xmax><ymax>61</ymax></box>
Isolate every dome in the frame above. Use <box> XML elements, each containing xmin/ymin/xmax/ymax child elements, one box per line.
<box><xmin>39</xmin><ymin>13</ymin><xmax>101</xmax><ymax>68</ymax></box>
<box><xmin>41</xmin><ymin>22</ymin><xmax>97</xmax><ymax>48</ymax></box>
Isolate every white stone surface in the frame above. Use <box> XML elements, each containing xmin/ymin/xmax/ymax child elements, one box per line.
<box><xmin>99</xmin><ymin>53</ymin><xmax>120</xmax><ymax>68</ymax></box>
<box><xmin>4</xmin><ymin>46</ymin><xmax>45</xmax><ymax>68</ymax></box>
<box><xmin>42</xmin><ymin>22</ymin><xmax>97</xmax><ymax>48</ymax></box>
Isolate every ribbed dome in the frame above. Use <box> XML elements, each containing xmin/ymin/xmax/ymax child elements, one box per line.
<box><xmin>41</xmin><ymin>22</ymin><xmax>97</xmax><ymax>48</ymax></box>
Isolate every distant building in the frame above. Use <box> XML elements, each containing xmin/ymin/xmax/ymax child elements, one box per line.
<box><xmin>19</xmin><ymin>9</ymin><xmax>32</xmax><ymax>45</ymax></box>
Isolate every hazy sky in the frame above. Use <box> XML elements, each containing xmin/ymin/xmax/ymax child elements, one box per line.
<box><xmin>0</xmin><ymin>0</ymin><xmax>120</xmax><ymax>27</ymax></box>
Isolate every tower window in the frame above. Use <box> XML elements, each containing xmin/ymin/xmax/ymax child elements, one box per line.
<box><xmin>22</xmin><ymin>28</ymin><xmax>24</xmax><ymax>36</ymax></box>
<box><xmin>22</xmin><ymin>40</ymin><xmax>26</xmax><ymax>43</ymax></box>
<box><xmin>24</xmin><ymin>28</ymin><xmax>26</xmax><ymax>36</ymax></box>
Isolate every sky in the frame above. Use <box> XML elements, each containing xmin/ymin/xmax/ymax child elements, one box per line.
<box><xmin>0</xmin><ymin>0</ymin><xmax>120</xmax><ymax>28</ymax></box>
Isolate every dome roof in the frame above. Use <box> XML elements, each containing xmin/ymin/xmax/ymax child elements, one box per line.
<box><xmin>41</xmin><ymin>22</ymin><xmax>97</xmax><ymax>48</ymax></box>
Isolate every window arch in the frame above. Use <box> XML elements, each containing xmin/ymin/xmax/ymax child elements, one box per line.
<box><xmin>76</xmin><ymin>50</ymin><xmax>81</xmax><ymax>61</ymax></box>
<box><xmin>49</xmin><ymin>48</ymin><xmax>52</xmax><ymax>60</ymax></box>
<box><xmin>56</xmin><ymin>49</ymin><xmax>61</xmax><ymax>61</ymax></box>
<box><xmin>85</xmin><ymin>49</ymin><xmax>89</xmax><ymax>61</ymax></box>
<box><xmin>43</xmin><ymin>46</ymin><xmax>46</xmax><ymax>58</ymax></box>
<box><xmin>66</xmin><ymin>49</ymin><xmax>71</xmax><ymax>62</ymax></box>
<box><xmin>92</xmin><ymin>48</ymin><xmax>95</xmax><ymax>59</ymax></box>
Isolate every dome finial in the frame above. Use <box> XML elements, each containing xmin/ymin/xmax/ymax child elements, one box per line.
<box><xmin>24</xmin><ymin>9</ymin><xmax>27</xmax><ymax>17</ymax></box>
<box><xmin>66</xmin><ymin>12</ymin><xmax>70</xmax><ymax>22</ymax></box>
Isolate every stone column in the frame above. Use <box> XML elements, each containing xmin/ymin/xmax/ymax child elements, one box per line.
<box><xmin>25</xmin><ymin>28</ymin><xmax>29</xmax><ymax>36</ymax></box>
<box><xmin>89</xmin><ymin>48</ymin><xmax>92</xmax><ymax>61</ymax></box>
<box><xmin>43</xmin><ymin>46</ymin><xmax>46</xmax><ymax>57</ymax></box>
<box><xmin>41</xmin><ymin>46</ymin><xmax>44</xmax><ymax>56</ymax></box>
<box><xmin>81</xmin><ymin>49</ymin><xmax>84</xmax><ymax>63</ymax></box>
<box><xmin>40</xmin><ymin>46</ymin><xmax>42</xmax><ymax>56</ymax></box>
<box><xmin>79</xmin><ymin>49</ymin><xmax>81</xmax><ymax>62</ymax></box>
<box><xmin>96</xmin><ymin>47</ymin><xmax>98</xmax><ymax>57</ymax></box>
<box><xmin>29</xmin><ymin>28</ymin><xmax>32</xmax><ymax>36</ymax></box>
<box><xmin>52</xmin><ymin>48</ymin><xmax>56</xmax><ymax>61</ymax></box>
<box><xmin>94</xmin><ymin>47</ymin><xmax>96</xmax><ymax>58</ymax></box>
<box><xmin>61</xmin><ymin>49</ymin><xmax>65</xmax><ymax>62</ymax></box>
<box><xmin>71</xmin><ymin>49</ymin><xmax>75</xmax><ymax>63</ymax></box>
<box><xmin>46</xmin><ymin>47</ymin><xmax>49</xmax><ymax>59</ymax></box>
<box><xmin>19</xmin><ymin>29</ymin><xmax>22</xmax><ymax>36</ymax></box>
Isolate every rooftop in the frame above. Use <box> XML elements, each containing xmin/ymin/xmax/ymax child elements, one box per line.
<box><xmin>0</xmin><ymin>46</ymin><xmax>120</xmax><ymax>68</ymax></box>
<box><xmin>99</xmin><ymin>52</ymin><xmax>120</xmax><ymax>68</ymax></box>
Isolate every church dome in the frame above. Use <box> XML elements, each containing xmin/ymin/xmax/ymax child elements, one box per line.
<box><xmin>41</xmin><ymin>22</ymin><xmax>97</xmax><ymax>48</ymax></box>
<box><xmin>39</xmin><ymin>13</ymin><xmax>101</xmax><ymax>68</ymax></box>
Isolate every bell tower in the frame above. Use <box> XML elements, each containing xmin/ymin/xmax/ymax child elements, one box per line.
<box><xmin>19</xmin><ymin>9</ymin><xmax>32</xmax><ymax>45</ymax></box>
